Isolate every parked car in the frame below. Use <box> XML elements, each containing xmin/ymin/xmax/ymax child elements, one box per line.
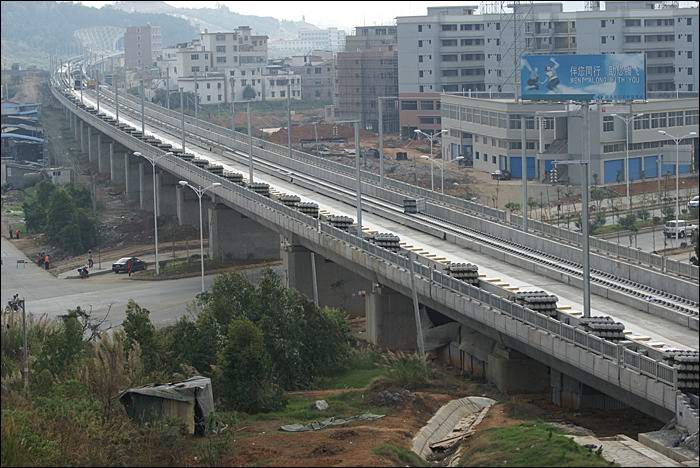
<box><xmin>688</xmin><ymin>195</ymin><xmax>699</xmax><ymax>210</ymax></box>
<box><xmin>491</xmin><ymin>169</ymin><xmax>511</xmax><ymax>181</ymax></box>
<box><xmin>112</xmin><ymin>257</ymin><xmax>147</xmax><ymax>273</ymax></box>
<box><xmin>664</xmin><ymin>220</ymin><xmax>698</xmax><ymax>239</ymax></box>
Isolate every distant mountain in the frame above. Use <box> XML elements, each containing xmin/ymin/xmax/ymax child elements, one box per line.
<box><xmin>1</xmin><ymin>1</ymin><xmax>198</xmax><ymax>69</ymax></box>
<box><xmin>110</xmin><ymin>1</ymin><xmax>318</xmax><ymax>42</ymax></box>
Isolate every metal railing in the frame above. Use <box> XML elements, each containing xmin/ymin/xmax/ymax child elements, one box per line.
<box><xmin>101</xmin><ymin>85</ymin><xmax>699</xmax><ymax>282</ymax></box>
<box><xmin>52</xmin><ymin>80</ymin><xmax>680</xmax><ymax>391</ymax></box>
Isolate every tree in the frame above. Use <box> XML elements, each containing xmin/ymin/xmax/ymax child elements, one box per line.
<box><xmin>691</xmin><ymin>229</ymin><xmax>699</xmax><ymax>266</ymax></box>
<box><xmin>661</xmin><ymin>206</ymin><xmax>675</xmax><ymax>222</ymax></box>
<box><xmin>36</xmin><ymin>311</ymin><xmax>85</xmax><ymax>380</ymax></box>
<box><xmin>619</xmin><ymin>213</ymin><xmax>638</xmax><ymax>232</ymax></box>
<box><xmin>241</xmin><ymin>85</ymin><xmax>256</xmax><ymax>100</ymax></box>
<box><xmin>218</xmin><ymin>319</ymin><xmax>284</xmax><ymax>413</ymax></box>
<box><xmin>122</xmin><ymin>300</ymin><xmax>160</xmax><ymax>374</ymax></box>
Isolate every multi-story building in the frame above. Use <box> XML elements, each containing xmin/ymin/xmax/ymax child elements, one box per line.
<box><xmin>198</xmin><ymin>27</ymin><xmax>268</xmax><ymax>102</ymax></box>
<box><xmin>261</xmin><ymin>65</ymin><xmax>302</xmax><ymax>101</ymax></box>
<box><xmin>441</xmin><ymin>94</ymin><xmax>699</xmax><ymax>184</ymax></box>
<box><xmin>397</xmin><ymin>1</ymin><xmax>699</xmax><ymax>136</ymax></box>
<box><xmin>335</xmin><ymin>26</ymin><xmax>399</xmax><ymax>131</ymax></box>
<box><xmin>269</xmin><ymin>27</ymin><xmax>346</xmax><ymax>58</ymax></box>
<box><xmin>289</xmin><ymin>53</ymin><xmax>335</xmax><ymax>101</ymax></box>
<box><xmin>124</xmin><ymin>24</ymin><xmax>161</xmax><ymax>70</ymax></box>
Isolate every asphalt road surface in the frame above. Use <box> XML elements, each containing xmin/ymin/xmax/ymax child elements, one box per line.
<box><xmin>2</xmin><ymin>237</ymin><xmax>227</xmax><ymax>328</ymax></box>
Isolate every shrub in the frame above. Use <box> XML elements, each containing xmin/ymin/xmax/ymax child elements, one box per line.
<box><xmin>218</xmin><ymin>319</ymin><xmax>284</xmax><ymax>413</ymax></box>
<box><xmin>35</xmin><ymin>311</ymin><xmax>85</xmax><ymax>381</ymax></box>
<box><xmin>382</xmin><ymin>352</ymin><xmax>431</xmax><ymax>389</ymax></box>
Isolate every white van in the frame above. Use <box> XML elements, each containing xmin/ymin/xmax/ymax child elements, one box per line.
<box><xmin>664</xmin><ymin>220</ymin><xmax>698</xmax><ymax>238</ymax></box>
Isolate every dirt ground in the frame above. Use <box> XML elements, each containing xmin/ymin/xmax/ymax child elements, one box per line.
<box><xmin>223</xmin><ymin>391</ymin><xmax>451</xmax><ymax>467</ymax></box>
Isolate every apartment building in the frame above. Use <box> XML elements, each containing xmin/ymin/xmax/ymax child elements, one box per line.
<box><xmin>397</xmin><ymin>1</ymin><xmax>699</xmax><ymax>136</ymax></box>
<box><xmin>124</xmin><ymin>24</ymin><xmax>161</xmax><ymax>70</ymax></box>
<box><xmin>289</xmin><ymin>53</ymin><xmax>335</xmax><ymax>101</ymax></box>
<box><xmin>441</xmin><ymin>94</ymin><xmax>699</xmax><ymax>184</ymax></box>
<box><xmin>261</xmin><ymin>64</ymin><xmax>302</xmax><ymax>101</ymax></box>
<box><xmin>335</xmin><ymin>26</ymin><xmax>399</xmax><ymax>131</ymax></box>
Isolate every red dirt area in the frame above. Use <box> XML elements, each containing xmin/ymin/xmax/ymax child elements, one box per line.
<box><xmin>224</xmin><ymin>392</ymin><xmax>453</xmax><ymax>467</ymax></box>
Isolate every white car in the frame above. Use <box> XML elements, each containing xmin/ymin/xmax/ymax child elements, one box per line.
<box><xmin>688</xmin><ymin>195</ymin><xmax>699</xmax><ymax>210</ymax></box>
<box><xmin>664</xmin><ymin>220</ymin><xmax>698</xmax><ymax>239</ymax></box>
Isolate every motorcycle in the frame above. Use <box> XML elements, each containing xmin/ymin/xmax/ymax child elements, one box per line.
<box><xmin>78</xmin><ymin>266</ymin><xmax>89</xmax><ymax>279</ymax></box>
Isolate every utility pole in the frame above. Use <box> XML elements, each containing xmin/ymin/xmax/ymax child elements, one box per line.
<box><xmin>407</xmin><ymin>254</ymin><xmax>426</xmax><ymax>357</ymax></box>
<box><xmin>354</xmin><ymin>121</ymin><xmax>362</xmax><ymax>237</ymax></box>
<box><xmin>180</xmin><ymin>88</ymin><xmax>186</xmax><ymax>152</ymax></box>
<box><xmin>193</xmin><ymin>73</ymin><xmax>199</xmax><ymax>120</ymax></box>
<box><xmin>248</xmin><ymin>101</ymin><xmax>253</xmax><ymax>183</ymax></box>
<box><xmin>115</xmin><ymin>72</ymin><xmax>119</xmax><ymax>122</ymax></box>
<box><xmin>230</xmin><ymin>78</ymin><xmax>236</xmax><ymax>131</ymax></box>
<box><xmin>378</xmin><ymin>97</ymin><xmax>384</xmax><ymax>186</ymax></box>
<box><xmin>140</xmin><ymin>79</ymin><xmax>145</xmax><ymax>135</ymax></box>
<box><xmin>521</xmin><ymin>115</ymin><xmax>528</xmax><ymax>232</ymax></box>
<box><xmin>165</xmin><ymin>67</ymin><xmax>171</xmax><ymax>110</ymax></box>
<box><xmin>287</xmin><ymin>81</ymin><xmax>292</xmax><ymax>158</ymax></box>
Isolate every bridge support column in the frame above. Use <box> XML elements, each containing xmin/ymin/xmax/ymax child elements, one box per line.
<box><xmin>208</xmin><ymin>203</ymin><xmax>281</xmax><ymax>261</ymax></box>
<box><xmin>176</xmin><ymin>186</ymin><xmax>202</xmax><ymax>227</ymax></box>
<box><xmin>157</xmin><ymin>171</ymin><xmax>179</xmax><ymax>218</ymax></box>
<box><xmin>486</xmin><ymin>345</ymin><xmax>549</xmax><ymax>394</ymax></box>
<box><xmin>139</xmin><ymin>162</ymin><xmax>154</xmax><ymax>212</ymax></box>
<box><xmin>124</xmin><ymin>153</ymin><xmax>140</xmax><ymax>203</ymax></box>
<box><xmin>97</xmin><ymin>134</ymin><xmax>109</xmax><ymax>174</ymax></box>
<box><xmin>88</xmin><ymin>127</ymin><xmax>96</xmax><ymax>163</ymax></box>
<box><xmin>79</xmin><ymin>120</ymin><xmax>85</xmax><ymax>154</ymax></box>
<box><xmin>282</xmin><ymin>238</ymin><xmax>370</xmax><ymax>315</ymax></box>
<box><xmin>110</xmin><ymin>143</ymin><xmax>125</xmax><ymax>184</ymax></box>
<box><xmin>365</xmin><ymin>283</ymin><xmax>417</xmax><ymax>350</ymax></box>
<box><xmin>68</xmin><ymin>110</ymin><xmax>72</xmax><ymax>131</ymax></box>
<box><xmin>550</xmin><ymin>369</ymin><xmax>627</xmax><ymax>411</ymax></box>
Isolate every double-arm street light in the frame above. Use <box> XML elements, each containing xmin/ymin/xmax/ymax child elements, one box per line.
<box><xmin>658</xmin><ymin>130</ymin><xmax>697</xmax><ymax>238</ymax></box>
<box><xmin>611</xmin><ymin>112</ymin><xmax>645</xmax><ymax>208</ymax></box>
<box><xmin>178</xmin><ymin>181</ymin><xmax>222</xmax><ymax>293</ymax></box>
<box><xmin>133</xmin><ymin>151</ymin><xmax>172</xmax><ymax>276</ymax></box>
<box><xmin>414</xmin><ymin>129</ymin><xmax>448</xmax><ymax>193</ymax></box>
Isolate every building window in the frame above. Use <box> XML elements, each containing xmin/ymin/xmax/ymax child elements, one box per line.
<box><xmin>418</xmin><ymin>55</ymin><xmax>423</xmax><ymax>63</ymax></box>
<box><xmin>216</xmin><ymin>45</ymin><xmax>226</xmax><ymax>53</ymax></box>
<box><xmin>420</xmin><ymin>100</ymin><xmax>434</xmax><ymax>110</ymax></box>
<box><xmin>216</xmin><ymin>56</ymin><xmax>227</xmax><ymax>63</ymax></box>
<box><xmin>601</xmin><ymin>36</ymin><xmax>607</xmax><ymax>44</ymax></box>
<box><xmin>441</xmin><ymin>24</ymin><xmax>457</xmax><ymax>32</ymax></box>
<box><xmin>688</xmin><ymin>18</ymin><xmax>693</xmax><ymax>26</ymax></box>
<box><xmin>207</xmin><ymin>95</ymin><xmax>211</xmax><ymax>102</ymax></box>
<box><xmin>217</xmin><ymin>94</ymin><xmax>222</xmax><ymax>101</ymax></box>
<box><xmin>651</xmin><ymin>112</ymin><xmax>667</xmax><ymax>128</ymax></box>
<box><xmin>603</xmin><ymin>116</ymin><xmax>614</xmax><ymax>132</ymax></box>
<box><xmin>418</xmin><ymin>25</ymin><xmax>422</xmax><ymax>32</ymax></box>
<box><xmin>441</xmin><ymin>39</ymin><xmax>458</xmax><ymax>47</ymax></box>
<box><xmin>601</xmin><ymin>20</ymin><xmax>606</xmax><ymax>27</ymax></box>
<box><xmin>401</xmin><ymin>100</ymin><xmax>418</xmax><ymax>110</ymax></box>
<box><xmin>206</xmin><ymin>83</ymin><xmax>211</xmax><ymax>89</ymax></box>
<box><xmin>625</xmin><ymin>19</ymin><xmax>641</xmax><ymax>27</ymax></box>
<box><xmin>191</xmin><ymin>53</ymin><xmax>199</xmax><ymax>60</ymax></box>
<box><xmin>492</xmin><ymin>156</ymin><xmax>496</xmax><ymax>164</ymax></box>
<box><xmin>441</xmin><ymin>54</ymin><xmax>458</xmax><ymax>62</ymax></box>
<box><xmin>624</xmin><ymin>36</ymin><xmax>641</xmax><ymax>43</ymax></box>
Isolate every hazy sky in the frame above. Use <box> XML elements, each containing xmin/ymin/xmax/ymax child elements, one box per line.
<box><xmin>78</xmin><ymin>1</ymin><xmax>698</xmax><ymax>31</ymax></box>
<box><xmin>79</xmin><ymin>1</ymin><xmax>593</xmax><ymax>31</ymax></box>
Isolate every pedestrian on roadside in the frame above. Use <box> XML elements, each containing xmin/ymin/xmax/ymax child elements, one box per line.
<box><xmin>9</xmin><ymin>227</ymin><xmax>13</xmax><ymax>239</ymax></box>
<box><xmin>44</xmin><ymin>254</ymin><xmax>49</xmax><ymax>270</ymax></box>
<box><xmin>15</xmin><ymin>229</ymin><xmax>20</xmax><ymax>239</ymax></box>
<box><xmin>38</xmin><ymin>252</ymin><xmax>44</xmax><ymax>267</ymax></box>
<box><xmin>127</xmin><ymin>258</ymin><xmax>133</xmax><ymax>277</ymax></box>
<box><xmin>88</xmin><ymin>249</ymin><xmax>94</xmax><ymax>268</ymax></box>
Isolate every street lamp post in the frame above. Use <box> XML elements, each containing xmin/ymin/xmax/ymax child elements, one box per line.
<box><xmin>611</xmin><ymin>112</ymin><xmax>644</xmax><ymax>209</ymax></box>
<box><xmin>134</xmin><ymin>151</ymin><xmax>172</xmax><ymax>276</ymax></box>
<box><xmin>419</xmin><ymin>155</ymin><xmax>435</xmax><ymax>191</ymax></box>
<box><xmin>377</xmin><ymin>96</ymin><xmax>398</xmax><ymax>187</ymax></box>
<box><xmin>554</xmin><ymin>159</ymin><xmax>591</xmax><ymax>318</ymax></box>
<box><xmin>140</xmin><ymin>79</ymin><xmax>145</xmax><ymax>135</ymax></box>
<box><xmin>178</xmin><ymin>181</ymin><xmax>222</xmax><ymax>293</ymax></box>
<box><xmin>414</xmin><ymin>129</ymin><xmax>447</xmax><ymax>193</ymax></box>
<box><xmin>658</xmin><ymin>130</ymin><xmax>697</xmax><ymax>240</ymax></box>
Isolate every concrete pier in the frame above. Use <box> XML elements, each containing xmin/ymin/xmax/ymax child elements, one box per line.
<box><xmin>208</xmin><ymin>203</ymin><xmax>281</xmax><ymax>261</ymax></box>
<box><xmin>283</xmin><ymin>239</ymin><xmax>370</xmax><ymax>315</ymax></box>
<box><xmin>366</xmin><ymin>283</ymin><xmax>418</xmax><ymax>350</ymax></box>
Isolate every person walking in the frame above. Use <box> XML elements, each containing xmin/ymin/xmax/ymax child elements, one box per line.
<box><xmin>127</xmin><ymin>258</ymin><xmax>133</xmax><ymax>277</ymax></box>
<box><xmin>44</xmin><ymin>254</ymin><xmax>50</xmax><ymax>270</ymax></box>
<box><xmin>88</xmin><ymin>250</ymin><xmax>94</xmax><ymax>269</ymax></box>
<box><xmin>15</xmin><ymin>229</ymin><xmax>20</xmax><ymax>239</ymax></box>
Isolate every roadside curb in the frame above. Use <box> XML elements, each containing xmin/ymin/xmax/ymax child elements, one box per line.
<box><xmin>62</xmin><ymin>268</ymin><xmax>114</xmax><ymax>280</ymax></box>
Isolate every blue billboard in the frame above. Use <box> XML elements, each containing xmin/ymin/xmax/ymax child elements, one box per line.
<box><xmin>520</xmin><ymin>54</ymin><xmax>646</xmax><ymax>101</ymax></box>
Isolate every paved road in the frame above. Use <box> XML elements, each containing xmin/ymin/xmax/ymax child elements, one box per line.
<box><xmin>1</xmin><ymin>237</ymin><xmax>274</xmax><ymax>328</ymax></box>
<box><xmin>601</xmin><ymin>228</ymin><xmax>695</xmax><ymax>263</ymax></box>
